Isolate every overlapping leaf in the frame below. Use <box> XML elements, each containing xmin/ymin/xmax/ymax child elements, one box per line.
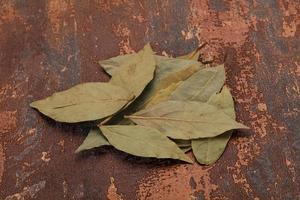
<box><xmin>30</xmin><ymin>82</ymin><xmax>133</xmax><ymax>123</ymax></box>
<box><xmin>170</xmin><ymin>65</ymin><xmax>225</xmax><ymax>102</ymax></box>
<box><xmin>31</xmin><ymin>44</ymin><xmax>248</xmax><ymax>166</ymax></box>
<box><xmin>128</xmin><ymin>100</ymin><xmax>247</xmax><ymax>139</ymax></box>
<box><xmin>75</xmin><ymin>128</ymin><xmax>110</xmax><ymax>153</ymax></box>
<box><xmin>192</xmin><ymin>86</ymin><xmax>235</xmax><ymax>165</ymax></box>
<box><xmin>177</xmin><ymin>47</ymin><xmax>201</xmax><ymax>61</ymax></box>
<box><xmin>99</xmin><ymin>125</ymin><xmax>192</xmax><ymax>163</ymax></box>
<box><xmin>109</xmin><ymin>44</ymin><xmax>156</xmax><ymax>99</ymax></box>
<box><xmin>100</xmin><ymin>51</ymin><xmax>205</xmax><ymax>110</ymax></box>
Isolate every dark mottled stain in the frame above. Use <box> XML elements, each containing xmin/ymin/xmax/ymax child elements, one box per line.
<box><xmin>195</xmin><ymin>192</ymin><xmax>205</xmax><ymax>200</ymax></box>
<box><xmin>144</xmin><ymin>0</ymin><xmax>198</xmax><ymax>56</ymax></box>
<box><xmin>208</xmin><ymin>0</ymin><xmax>229</xmax><ymax>12</ymax></box>
<box><xmin>189</xmin><ymin>176</ymin><xmax>197</xmax><ymax>189</ymax></box>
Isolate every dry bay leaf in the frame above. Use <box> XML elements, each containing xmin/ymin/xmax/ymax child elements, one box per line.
<box><xmin>181</xmin><ymin>146</ymin><xmax>192</xmax><ymax>153</ymax></box>
<box><xmin>170</xmin><ymin>65</ymin><xmax>225</xmax><ymax>102</ymax></box>
<box><xmin>100</xmin><ymin>50</ymin><xmax>205</xmax><ymax>110</ymax></box>
<box><xmin>145</xmin><ymin>81</ymin><xmax>182</xmax><ymax>108</ymax></box>
<box><xmin>99</xmin><ymin>125</ymin><xmax>192</xmax><ymax>163</ymax></box>
<box><xmin>192</xmin><ymin>86</ymin><xmax>235</xmax><ymax>165</ymax></box>
<box><xmin>30</xmin><ymin>82</ymin><xmax>133</xmax><ymax>123</ymax></box>
<box><xmin>128</xmin><ymin>100</ymin><xmax>248</xmax><ymax>140</ymax></box>
<box><xmin>109</xmin><ymin>44</ymin><xmax>156</xmax><ymax>99</ymax></box>
<box><xmin>177</xmin><ymin>47</ymin><xmax>202</xmax><ymax>61</ymax></box>
<box><xmin>173</xmin><ymin>139</ymin><xmax>191</xmax><ymax>147</ymax></box>
<box><xmin>75</xmin><ymin>128</ymin><xmax>110</xmax><ymax>153</ymax></box>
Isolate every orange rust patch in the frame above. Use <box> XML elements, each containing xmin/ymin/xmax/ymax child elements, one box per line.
<box><xmin>282</xmin><ymin>20</ymin><xmax>298</xmax><ymax>37</ymax></box>
<box><xmin>284</xmin><ymin>152</ymin><xmax>297</xmax><ymax>183</ymax></box>
<box><xmin>0</xmin><ymin>1</ymin><xmax>20</xmax><ymax>25</ymax></box>
<box><xmin>187</xmin><ymin>1</ymin><xmax>250</xmax><ymax>47</ymax></box>
<box><xmin>0</xmin><ymin>144</ymin><xmax>4</xmax><ymax>185</ymax></box>
<box><xmin>93</xmin><ymin>1</ymin><xmax>125</xmax><ymax>12</ymax></box>
<box><xmin>257</xmin><ymin>103</ymin><xmax>267</xmax><ymax>112</ymax></box>
<box><xmin>226</xmin><ymin>45</ymin><xmax>288</xmax><ymax>195</ymax></box>
<box><xmin>0</xmin><ymin>111</ymin><xmax>17</xmax><ymax>135</ymax></box>
<box><xmin>107</xmin><ymin>177</ymin><xmax>123</xmax><ymax>200</ymax></box>
<box><xmin>17</xmin><ymin>128</ymin><xmax>36</xmax><ymax>143</ymax></box>
<box><xmin>295</xmin><ymin>62</ymin><xmax>300</xmax><ymax>77</ymax></box>
<box><xmin>46</xmin><ymin>0</ymin><xmax>73</xmax><ymax>50</ymax></box>
<box><xmin>5</xmin><ymin>180</ymin><xmax>46</xmax><ymax>199</ymax></box>
<box><xmin>133</xmin><ymin>14</ymin><xmax>145</xmax><ymax>23</ymax></box>
<box><xmin>279</xmin><ymin>0</ymin><xmax>300</xmax><ymax>38</ymax></box>
<box><xmin>137</xmin><ymin>163</ymin><xmax>217</xmax><ymax>200</ymax></box>
<box><xmin>113</xmin><ymin>23</ymin><xmax>135</xmax><ymax>54</ymax></box>
<box><xmin>58</xmin><ymin>139</ymin><xmax>65</xmax><ymax>152</ymax></box>
<box><xmin>41</xmin><ymin>152</ymin><xmax>51</xmax><ymax>163</ymax></box>
<box><xmin>47</xmin><ymin>0</ymin><xmax>69</xmax><ymax>34</ymax></box>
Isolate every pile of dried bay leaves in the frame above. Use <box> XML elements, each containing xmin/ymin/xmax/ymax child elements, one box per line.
<box><xmin>30</xmin><ymin>44</ymin><xmax>248</xmax><ymax>165</ymax></box>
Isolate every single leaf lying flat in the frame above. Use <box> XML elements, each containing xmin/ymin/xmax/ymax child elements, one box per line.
<box><xmin>75</xmin><ymin>128</ymin><xmax>110</xmax><ymax>153</ymax></box>
<box><xmin>30</xmin><ymin>82</ymin><xmax>133</xmax><ymax>123</ymax></box>
<box><xmin>170</xmin><ymin>65</ymin><xmax>225</xmax><ymax>102</ymax></box>
<box><xmin>99</xmin><ymin>125</ymin><xmax>192</xmax><ymax>163</ymax></box>
<box><xmin>128</xmin><ymin>100</ymin><xmax>247</xmax><ymax>140</ymax></box>
<box><xmin>110</xmin><ymin>44</ymin><xmax>156</xmax><ymax>99</ymax></box>
<box><xmin>192</xmin><ymin>86</ymin><xmax>235</xmax><ymax>165</ymax></box>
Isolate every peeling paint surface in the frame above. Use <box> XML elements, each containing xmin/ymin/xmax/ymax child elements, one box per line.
<box><xmin>0</xmin><ymin>144</ymin><xmax>4</xmax><ymax>185</ymax></box>
<box><xmin>4</xmin><ymin>181</ymin><xmax>46</xmax><ymax>200</ymax></box>
<box><xmin>0</xmin><ymin>0</ymin><xmax>299</xmax><ymax>199</ymax></box>
<box><xmin>107</xmin><ymin>177</ymin><xmax>124</xmax><ymax>200</ymax></box>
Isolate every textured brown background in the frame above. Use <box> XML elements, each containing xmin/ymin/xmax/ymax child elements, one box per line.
<box><xmin>0</xmin><ymin>0</ymin><xmax>299</xmax><ymax>199</ymax></box>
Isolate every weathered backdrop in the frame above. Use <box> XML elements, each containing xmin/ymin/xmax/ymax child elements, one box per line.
<box><xmin>0</xmin><ymin>0</ymin><xmax>299</xmax><ymax>199</ymax></box>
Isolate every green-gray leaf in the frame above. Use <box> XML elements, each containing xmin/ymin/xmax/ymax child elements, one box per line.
<box><xmin>99</xmin><ymin>125</ymin><xmax>193</xmax><ymax>163</ymax></box>
<box><xmin>30</xmin><ymin>82</ymin><xmax>133</xmax><ymax>123</ymax></box>
<box><xmin>181</xmin><ymin>146</ymin><xmax>192</xmax><ymax>153</ymax></box>
<box><xmin>75</xmin><ymin>128</ymin><xmax>110</xmax><ymax>153</ymax></box>
<box><xmin>128</xmin><ymin>100</ymin><xmax>248</xmax><ymax>140</ymax></box>
<box><xmin>169</xmin><ymin>65</ymin><xmax>225</xmax><ymax>102</ymax></box>
<box><xmin>174</xmin><ymin>139</ymin><xmax>191</xmax><ymax>153</ymax></box>
<box><xmin>192</xmin><ymin>131</ymin><xmax>232</xmax><ymax>164</ymax></box>
<box><xmin>100</xmin><ymin>52</ymin><xmax>205</xmax><ymax>110</ymax></box>
<box><xmin>192</xmin><ymin>86</ymin><xmax>235</xmax><ymax>165</ymax></box>
<box><xmin>177</xmin><ymin>47</ymin><xmax>201</xmax><ymax>61</ymax></box>
<box><xmin>109</xmin><ymin>44</ymin><xmax>156</xmax><ymax>99</ymax></box>
<box><xmin>173</xmin><ymin>139</ymin><xmax>191</xmax><ymax>147</ymax></box>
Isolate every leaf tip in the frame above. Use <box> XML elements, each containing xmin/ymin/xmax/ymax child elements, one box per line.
<box><xmin>74</xmin><ymin>148</ymin><xmax>81</xmax><ymax>154</ymax></box>
<box><xmin>239</xmin><ymin>123</ymin><xmax>250</xmax><ymax>129</ymax></box>
<box><xmin>29</xmin><ymin>101</ymin><xmax>37</xmax><ymax>108</ymax></box>
<box><xmin>184</xmin><ymin>157</ymin><xmax>194</xmax><ymax>164</ymax></box>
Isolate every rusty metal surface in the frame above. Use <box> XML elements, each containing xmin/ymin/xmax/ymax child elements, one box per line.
<box><xmin>0</xmin><ymin>0</ymin><xmax>299</xmax><ymax>199</ymax></box>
